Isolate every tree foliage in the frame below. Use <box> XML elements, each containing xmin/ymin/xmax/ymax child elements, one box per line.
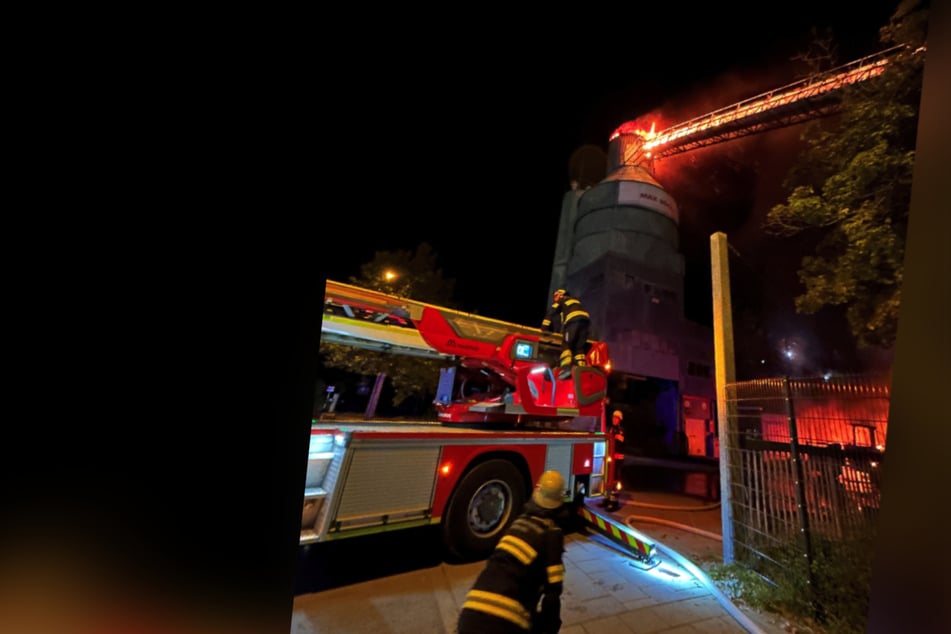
<box><xmin>764</xmin><ymin>0</ymin><xmax>929</xmax><ymax>349</ymax></box>
<box><xmin>320</xmin><ymin>243</ymin><xmax>457</xmax><ymax>410</ymax></box>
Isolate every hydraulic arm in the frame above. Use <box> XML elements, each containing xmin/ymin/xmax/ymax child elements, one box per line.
<box><xmin>321</xmin><ymin>280</ymin><xmax>611</xmax><ymax>427</ymax></box>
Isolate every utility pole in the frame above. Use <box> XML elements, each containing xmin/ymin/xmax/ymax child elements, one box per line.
<box><xmin>710</xmin><ymin>232</ymin><xmax>737</xmax><ymax>563</ymax></box>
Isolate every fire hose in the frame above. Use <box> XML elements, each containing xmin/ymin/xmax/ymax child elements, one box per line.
<box><xmin>621</xmin><ymin>500</ymin><xmax>768</xmax><ymax>634</ymax></box>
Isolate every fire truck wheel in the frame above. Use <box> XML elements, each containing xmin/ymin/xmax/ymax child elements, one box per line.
<box><xmin>442</xmin><ymin>459</ymin><xmax>526</xmax><ymax>561</ymax></box>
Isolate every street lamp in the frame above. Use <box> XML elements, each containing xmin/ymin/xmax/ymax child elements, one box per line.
<box><xmin>383</xmin><ymin>269</ymin><xmax>398</xmax><ymax>283</ymax></box>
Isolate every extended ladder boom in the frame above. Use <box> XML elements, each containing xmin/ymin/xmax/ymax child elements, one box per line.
<box><xmin>320</xmin><ymin>280</ymin><xmax>611</xmax><ymax>426</ymax></box>
<box><xmin>321</xmin><ymin>279</ymin><xmax>563</xmax><ymax>360</ymax></box>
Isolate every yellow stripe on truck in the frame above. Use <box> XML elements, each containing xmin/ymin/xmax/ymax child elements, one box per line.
<box><xmin>579</xmin><ymin>506</ymin><xmax>655</xmax><ymax>561</ymax></box>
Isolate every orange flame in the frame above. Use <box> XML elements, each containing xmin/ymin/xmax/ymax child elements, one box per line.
<box><xmin>610</xmin><ymin>46</ymin><xmax>900</xmax><ymax>161</ymax></box>
<box><xmin>609</xmin><ymin>119</ymin><xmax>659</xmax><ymax>141</ymax></box>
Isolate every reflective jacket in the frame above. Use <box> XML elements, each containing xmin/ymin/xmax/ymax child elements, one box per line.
<box><xmin>457</xmin><ymin>501</ymin><xmax>566</xmax><ymax>633</ymax></box>
<box><xmin>542</xmin><ymin>294</ymin><xmax>590</xmax><ymax>333</ymax></box>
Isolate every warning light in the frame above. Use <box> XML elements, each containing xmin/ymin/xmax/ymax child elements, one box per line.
<box><xmin>440</xmin><ymin>463</ymin><xmax>451</xmax><ymax>476</ymax></box>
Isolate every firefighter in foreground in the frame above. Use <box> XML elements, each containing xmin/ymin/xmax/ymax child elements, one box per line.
<box><xmin>541</xmin><ymin>288</ymin><xmax>591</xmax><ymax>380</ymax></box>
<box><xmin>456</xmin><ymin>470</ymin><xmax>567</xmax><ymax>634</ymax></box>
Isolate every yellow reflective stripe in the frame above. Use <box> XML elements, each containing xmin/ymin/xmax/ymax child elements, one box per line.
<box><xmin>627</xmin><ymin>534</ymin><xmax>652</xmax><ymax>555</ymax></box>
<box><xmin>496</xmin><ymin>535</ymin><xmax>537</xmax><ymax>564</ymax></box>
<box><xmin>564</xmin><ymin>309</ymin><xmax>589</xmax><ymax>322</ymax></box>
<box><xmin>547</xmin><ymin>563</ymin><xmax>565</xmax><ymax>584</ymax></box>
<box><xmin>559</xmin><ymin>350</ymin><xmax>572</xmax><ymax>362</ymax></box>
<box><xmin>463</xmin><ymin>590</ymin><xmax>531</xmax><ymax>629</ymax></box>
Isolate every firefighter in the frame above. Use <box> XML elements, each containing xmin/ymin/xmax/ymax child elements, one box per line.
<box><xmin>541</xmin><ymin>288</ymin><xmax>591</xmax><ymax>380</ymax></box>
<box><xmin>609</xmin><ymin>409</ymin><xmax>625</xmax><ymax>452</ymax></box>
<box><xmin>601</xmin><ymin>409</ymin><xmax>626</xmax><ymax>511</ymax></box>
<box><xmin>457</xmin><ymin>470</ymin><xmax>567</xmax><ymax>634</ymax></box>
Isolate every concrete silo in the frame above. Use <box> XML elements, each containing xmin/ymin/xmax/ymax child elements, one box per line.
<box><xmin>549</xmin><ymin>132</ymin><xmax>717</xmax><ymax>462</ymax></box>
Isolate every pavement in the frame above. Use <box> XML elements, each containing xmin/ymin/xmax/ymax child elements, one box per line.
<box><xmin>291</xmin><ymin>489</ymin><xmax>797</xmax><ymax>634</ymax></box>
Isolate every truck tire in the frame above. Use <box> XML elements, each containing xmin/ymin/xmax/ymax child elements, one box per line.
<box><xmin>442</xmin><ymin>459</ymin><xmax>526</xmax><ymax>561</ymax></box>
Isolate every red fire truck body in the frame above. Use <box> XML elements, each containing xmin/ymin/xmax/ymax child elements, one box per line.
<box><xmin>300</xmin><ymin>281</ymin><xmax>636</xmax><ymax>561</ymax></box>
<box><xmin>301</xmin><ymin>421</ymin><xmax>609</xmax><ymax>559</ymax></box>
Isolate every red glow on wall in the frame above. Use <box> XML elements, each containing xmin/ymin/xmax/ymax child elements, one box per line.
<box><xmin>760</xmin><ymin>397</ymin><xmax>890</xmax><ymax>449</ymax></box>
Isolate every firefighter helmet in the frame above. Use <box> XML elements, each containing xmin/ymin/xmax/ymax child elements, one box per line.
<box><xmin>612</xmin><ymin>410</ymin><xmax>623</xmax><ymax>421</ymax></box>
<box><xmin>553</xmin><ymin>288</ymin><xmax>567</xmax><ymax>301</ymax></box>
<box><xmin>533</xmin><ymin>470</ymin><xmax>566</xmax><ymax>509</ymax></box>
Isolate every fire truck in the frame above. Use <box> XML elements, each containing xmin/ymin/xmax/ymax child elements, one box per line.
<box><xmin>300</xmin><ymin>280</ymin><xmax>653</xmax><ymax>562</ymax></box>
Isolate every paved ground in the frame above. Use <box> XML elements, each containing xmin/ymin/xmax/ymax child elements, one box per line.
<box><xmin>291</xmin><ymin>490</ymin><xmax>797</xmax><ymax>634</ymax></box>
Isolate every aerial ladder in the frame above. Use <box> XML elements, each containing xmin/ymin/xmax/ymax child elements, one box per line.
<box><xmin>321</xmin><ymin>279</ymin><xmax>611</xmax><ymax>427</ymax></box>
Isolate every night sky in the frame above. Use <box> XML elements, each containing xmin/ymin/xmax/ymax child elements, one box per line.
<box><xmin>321</xmin><ymin>2</ymin><xmax>904</xmax><ymax>373</ymax></box>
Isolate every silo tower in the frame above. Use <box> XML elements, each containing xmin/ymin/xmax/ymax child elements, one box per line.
<box><xmin>549</xmin><ymin>130</ymin><xmax>716</xmax><ymax>459</ymax></box>
<box><xmin>550</xmin><ymin>130</ymin><xmax>686</xmax><ymax>381</ymax></box>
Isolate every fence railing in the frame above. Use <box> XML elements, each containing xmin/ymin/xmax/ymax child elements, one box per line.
<box><xmin>723</xmin><ymin>374</ymin><xmax>890</xmax><ymax>618</ymax></box>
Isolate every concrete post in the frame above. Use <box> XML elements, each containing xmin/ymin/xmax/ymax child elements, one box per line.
<box><xmin>710</xmin><ymin>232</ymin><xmax>737</xmax><ymax>563</ymax></box>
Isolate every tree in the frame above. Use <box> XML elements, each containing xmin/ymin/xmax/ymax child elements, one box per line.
<box><xmin>319</xmin><ymin>243</ymin><xmax>458</xmax><ymax>413</ymax></box>
<box><xmin>763</xmin><ymin>0</ymin><xmax>929</xmax><ymax>349</ymax></box>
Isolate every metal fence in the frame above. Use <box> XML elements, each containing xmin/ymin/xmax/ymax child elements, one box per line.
<box><xmin>722</xmin><ymin>374</ymin><xmax>890</xmax><ymax>616</ymax></box>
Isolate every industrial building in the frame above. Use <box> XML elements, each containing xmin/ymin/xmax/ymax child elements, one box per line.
<box><xmin>547</xmin><ymin>132</ymin><xmax>718</xmax><ymax>461</ymax></box>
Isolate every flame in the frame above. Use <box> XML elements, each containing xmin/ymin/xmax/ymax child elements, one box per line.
<box><xmin>610</xmin><ymin>46</ymin><xmax>900</xmax><ymax>162</ymax></box>
<box><xmin>641</xmin><ymin>54</ymin><xmax>891</xmax><ymax>153</ymax></box>
<box><xmin>633</xmin><ymin>121</ymin><xmax>657</xmax><ymax>140</ymax></box>
<box><xmin>610</xmin><ymin>119</ymin><xmax>659</xmax><ymax>141</ymax></box>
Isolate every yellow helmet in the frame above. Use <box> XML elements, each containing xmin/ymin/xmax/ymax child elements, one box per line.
<box><xmin>533</xmin><ymin>470</ymin><xmax>566</xmax><ymax>509</ymax></box>
<box><xmin>553</xmin><ymin>288</ymin><xmax>567</xmax><ymax>302</ymax></box>
<box><xmin>612</xmin><ymin>410</ymin><xmax>623</xmax><ymax>421</ymax></box>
